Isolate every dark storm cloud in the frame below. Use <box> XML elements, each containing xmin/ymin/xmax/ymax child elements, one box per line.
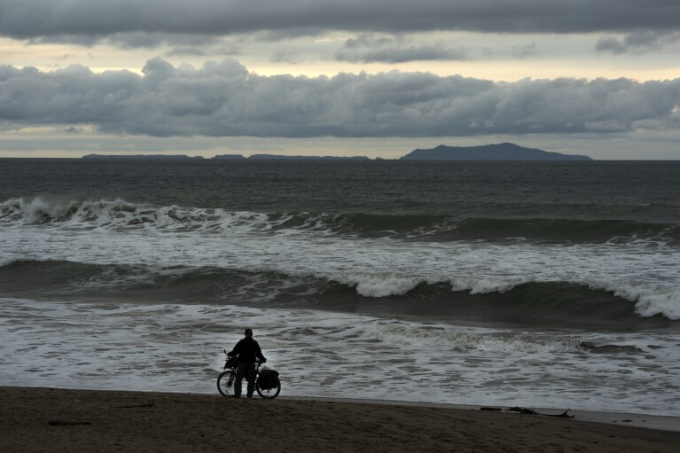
<box><xmin>1</xmin><ymin>1</ymin><xmax>679</xmax><ymax>41</ymax></box>
<box><xmin>1</xmin><ymin>58</ymin><xmax>679</xmax><ymax>138</ymax></box>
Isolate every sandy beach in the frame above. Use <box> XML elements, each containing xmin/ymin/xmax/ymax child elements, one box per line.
<box><xmin>1</xmin><ymin>387</ymin><xmax>678</xmax><ymax>453</ymax></box>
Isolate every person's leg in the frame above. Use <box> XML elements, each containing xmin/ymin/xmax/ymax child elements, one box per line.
<box><xmin>245</xmin><ymin>363</ymin><xmax>257</xmax><ymax>398</ymax></box>
<box><xmin>234</xmin><ymin>363</ymin><xmax>248</xmax><ymax>397</ymax></box>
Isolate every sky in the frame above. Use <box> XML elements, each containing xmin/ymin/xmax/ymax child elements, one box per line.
<box><xmin>1</xmin><ymin>0</ymin><xmax>679</xmax><ymax>159</ymax></box>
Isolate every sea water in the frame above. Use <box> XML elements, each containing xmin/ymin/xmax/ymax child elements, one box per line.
<box><xmin>1</xmin><ymin>159</ymin><xmax>679</xmax><ymax>415</ymax></box>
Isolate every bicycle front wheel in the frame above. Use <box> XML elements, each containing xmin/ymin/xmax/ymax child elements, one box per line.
<box><xmin>256</xmin><ymin>379</ymin><xmax>281</xmax><ymax>399</ymax></box>
<box><xmin>217</xmin><ymin>370</ymin><xmax>234</xmax><ymax>397</ymax></box>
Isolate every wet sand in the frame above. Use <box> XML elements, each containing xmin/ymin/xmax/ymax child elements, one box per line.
<box><xmin>1</xmin><ymin>387</ymin><xmax>679</xmax><ymax>453</ymax></box>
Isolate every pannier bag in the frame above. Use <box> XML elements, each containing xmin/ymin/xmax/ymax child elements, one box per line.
<box><xmin>258</xmin><ymin>369</ymin><xmax>280</xmax><ymax>390</ymax></box>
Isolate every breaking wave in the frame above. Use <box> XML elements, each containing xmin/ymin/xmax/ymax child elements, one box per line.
<box><xmin>1</xmin><ymin>197</ymin><xmax>678</xmax><ymax>245</ymax></box>
<box><xmin>1</xmin><ymin>259</ymin><xmax>678</xmax><ymax>329</ymax></box>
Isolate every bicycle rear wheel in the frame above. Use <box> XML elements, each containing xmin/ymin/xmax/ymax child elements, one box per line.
<box><xmin>217</xmin><ymin>370</ymin><xmax>235</xmax><ymax>397</ymax></box>
<box><xmin>256</xmin><ymin>379</ymin><xmax>281</xmax><ymax>399</ymax></box>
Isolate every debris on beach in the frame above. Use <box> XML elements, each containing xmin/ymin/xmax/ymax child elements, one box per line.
<box><xmin>504</xmin><ymin>407</ymin><xmax>574</xmax><ymax>419</ymax></box>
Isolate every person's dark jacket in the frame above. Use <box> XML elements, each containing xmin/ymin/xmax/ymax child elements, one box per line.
<box><xmin>229</xmin><ymin>336</ymin><xmax>266</xmax><ymax>363</ymax></box>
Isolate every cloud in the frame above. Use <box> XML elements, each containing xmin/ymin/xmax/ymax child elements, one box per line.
<box><xmin>335</xmin><ymin>46</ymin><xmax>467</xmax><ymax>63</ymax></box>
<box><xmin>107</xmin><ymin>33</ymin><xmax>221</xmax><ymax>50</ymax></box>
<box><xmin>511</xmin><ymin>43</ymin><xmax>537</xmax><ymax>59</ymax></box>
<box><xmin>27</xmin><ymin>31</ymin><xmax>222</xmax><ymax>51</ymax></box>
<box><xmin>2</xmin><ymin>1</ymin><xmax>679</xmax><ymax>42</ymax></box>
<box><xmin>595</xmin><ymin>37</ymin><xmax>628</xmax><ymax>55</ymax></box>
<box><xmin>27</xmin><ymin>35</ymin><xmax>102</xmax><ymax>48</ymax></box>
<box><xmin>335</xmin><ymin>34</ymin><xmax>467</xmax><ymax>63</ymax></box>
<box><xmin>164</xmin><ymin>42</ymin><xmax>242</xmax><ymax>58</ymax></box>
<box><xmin>596</xmin><ymin>31</ymin><xmax>680</xmax><ymax>54</ymax></box>
<box><xmin>1</xmin><ymin>58</ymin><xmax>679</xmax><ymax>138</ymax></box>
<box><xmin>270</xmin><ymin>50</ymin><xmax>303</xmax><ymax>64</ymax></box>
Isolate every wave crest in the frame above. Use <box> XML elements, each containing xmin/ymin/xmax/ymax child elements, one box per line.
<box><xmin>2</xmin><ymin>259</ymin><xmax>677</xmax><ymax>327</ymax></box>
<box><xmin>2</xmin><ymin>196</ymin><xmax>679</xmax><ymax>245</ymax></box>
<box><xmin>0</xmin><ymin>197</ymin><xmax>278</xmax><ymax>232</ymax></box>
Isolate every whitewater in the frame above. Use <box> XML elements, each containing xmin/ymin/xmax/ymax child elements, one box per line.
<box><xmin>1</xmin><ymin>159</ymin><xmax>679</xmax><ymax>416</ymax></box>
<box><xmin>1</xmin><ymin>197</ymin><xmax>679</xmax><ymax>319</ymax></box>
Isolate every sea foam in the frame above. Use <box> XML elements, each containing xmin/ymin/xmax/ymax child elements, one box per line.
<box><xmin>374</xmin><ymin>322</ymin><xmax>583</xmax><ymax>353</ymax></box>
<box><xmin>1</xmin><ymin>297</ymin><xmax>678</xmax><ymax>416</ymax></box>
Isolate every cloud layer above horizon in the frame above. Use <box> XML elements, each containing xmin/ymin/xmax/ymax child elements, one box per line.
<box><xmin>2</xmin><ymin>1</ymin><xmax>679</xmax><ymax>39</ymax></box>
<box><xmin>1</xmin><ymin>1</ymin><xmax>680</xmax><ymax>158</ymax></box>
<box><xmin>2</xmin><ymin>58</ymin><xmax>678</xmax><ymax>138</ymax></box>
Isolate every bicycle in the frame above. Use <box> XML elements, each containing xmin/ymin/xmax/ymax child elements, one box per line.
<box><xmin>217</xmin><ymin>350</ymin><xmax>281</xmax><ymax>399</ymax></box>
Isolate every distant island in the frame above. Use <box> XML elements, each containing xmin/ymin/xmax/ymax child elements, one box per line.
<box><xmin>401</xmin><ymin>143</ymin><xmax>592</xmax><ymax>161</ymax></box>
<box><xmin>82</xmin><ymin>143</ymin><xmax>592</xmax><ymax>161</ymax></box>
<box><xmin>82</xmin><ymin>154</ymin><xmax>205</xmax><ymax>160</ymax></box>
<box><xmin>212</xmin><ymin>154</ymin><xmax>245</xmax><ymax>160</ymax></box>
<box><xmin>83</xmin><ymin>154</ymin><xmax>368</xmax><ymax>161</ymax></box>
<box><xmin>248</xmin><ymin>154</ymin><xmax>369</xmax><ymax>161</ymax></box>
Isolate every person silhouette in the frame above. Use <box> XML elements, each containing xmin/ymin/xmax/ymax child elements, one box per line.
<box><xmin>227</xmin><ymin>328</ymin><xmax>266</xmax><ymax>398</ymax></box>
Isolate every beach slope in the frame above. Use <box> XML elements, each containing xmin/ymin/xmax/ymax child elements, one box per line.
<box><xmin>1</xmin><ymin>387</ymin><xmax>679</xmax><ymax>453</ymax></box>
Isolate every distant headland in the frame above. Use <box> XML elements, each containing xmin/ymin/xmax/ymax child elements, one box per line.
<box><xmin>82</xmin><ymin>143</ymin><xmax>592</xmax><ymax>161</ymax></box>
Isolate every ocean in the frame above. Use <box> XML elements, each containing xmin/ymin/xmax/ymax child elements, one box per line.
<box><xmin>1</xmin><ymin>158</ymin><xmax>679</xmax><ymax>415</ymax></box>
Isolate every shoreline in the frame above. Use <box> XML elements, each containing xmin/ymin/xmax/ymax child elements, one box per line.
<box><xmin>2</xmin><ymin>387</ymin><xmax>679</xmax><ymax>453</ymax></box>
<box><xmin>283</xmin><ymin>396</ymin><xmax>680</xmax><ymax>433</ymax></box>
<box><xmin>9</xmin><ymin>386</ymin><xmax>678</xmax><ymax>432</ymax></box>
